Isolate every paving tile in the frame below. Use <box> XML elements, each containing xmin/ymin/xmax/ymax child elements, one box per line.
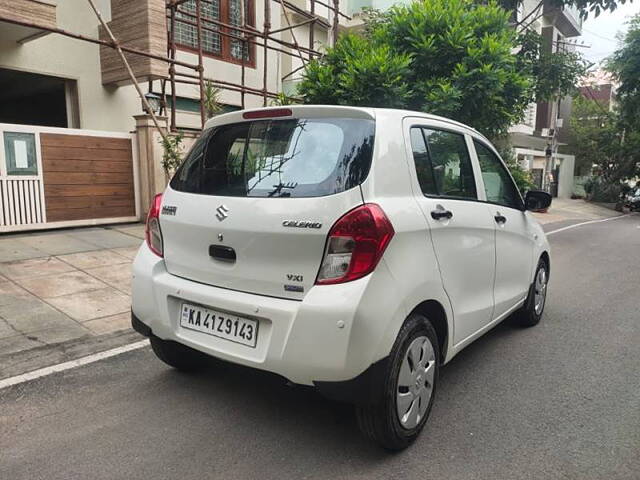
<box><xmin>112</xmin><ymin>224</ymin><xmax>145</xmax><ymax>240</ymax></box>
<box><xmin>67</xmin><ymin>229</ymin><xmax>143</xmax><ymax>249</ymax></box>
<box><xmin>15</xmin><ymin>271</ymin><xmax>108</xmax><ymax>298</ymax></box>
<box><xmin>110</xmin><ymin>246</ymin><xmax>141</xmax><ymax>260</ymax></box>
<box><xmin>20</xmin><ymin>233</ymin><xmax>100</xmax><ymax>256</ymax></box>
<box><xmin>0</xmin><ymin>238</ymin><xmax>47</xmax><ymax>262</ymax></box>
<box><xmin>57</xmin><ymin>250</ymin><xmax>129</xmax><ymax>270</ymax></box>
<box><xmin>0</xmin><ymin>334</ymin><xmax>43</xmax><ymax>357</ymax></box>
<box><xmin>27</xmin><ymin>323</ymin><xmax>92</xmax><ymax>345</ymax></box>
<box><xmin>0</xmin><ymin>318</ymin><xmax>20</xmax><ymax>339</ymax></box>
<box><xmin>0</xmin><ymin>296</ymin><xmax>75</xmax><ymax>333</ymax></box>
<box><xmin>83</xmin><ymin>312</ymin><xmax>132</xmax><ymax>335</ymax></box>
<box><xmin>0</xmin><ymin>257</ymin><xmax>75</xmax><ymax>280</ymax></box>
<box><xmin>85</xmin><ymin>264</ymin><xmax>132</xmax><ymax>295</ymax></box>
<box><xmin>46</xmin><ymin>287</ymin><xmax>130</xmax><ymax>322</ymax></box>
<box><xmin>0</xmin><ymin>282</ymin><xmax>33</xmax><ymax>306</ymax></box>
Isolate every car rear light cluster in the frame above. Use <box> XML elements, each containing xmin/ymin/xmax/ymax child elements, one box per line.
<box><xmin>316</xmin><ymin>204</ymin><xmax>394</xmax><ymax>285</ymax></box>
<box><xmin>145</xmin><ymin>193</ymin><xmax>164</xmax><ymax>257</ymax></box>
<box><xmin>242</xmin><ymin>108</ymin><xmax>292</xmax><ymax>119</ymax></box>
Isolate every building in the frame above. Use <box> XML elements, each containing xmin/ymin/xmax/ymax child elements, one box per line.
<box><xmin>508</xmin><ymin>0</ymin><xmax>582</xmax><ymax>198</ymax></box>
<box><xmin>0</xmin><ymin>0</ymin><xmax>342</xmax><ymax>232</ymax></box>
<box><xmin>0</xmin><ymin>0</ymin><xmax>583</xmax><ymax>233</ymax></box>
<box><xmin>578</xmin><ymin>69</ymin><xmax>617</xmax><ymax>111</ymax></box>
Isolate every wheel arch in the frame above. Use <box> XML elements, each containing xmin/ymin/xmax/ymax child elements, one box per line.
<box><xmin>540</xmin><ymin>250</ymin><xmax>550</xmax><ymax>277</ymax></box>
<box><xmin>409</xmin><ymin>299</ymin><xmax>449</xmax><ymax>364</ymax></box>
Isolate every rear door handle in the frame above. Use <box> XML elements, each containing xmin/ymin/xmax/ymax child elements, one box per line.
<box><xmin>494</xmin><ymin>212</ymin><xmax>507</xmax><ymax>224</ymax></box>
<box><xmin>431</xmin><ymin>209</ymin><xmax>453</xmax><ymax>221</ymax></box>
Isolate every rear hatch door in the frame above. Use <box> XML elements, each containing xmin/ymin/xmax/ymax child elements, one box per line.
<box><xmin>160</xmin><ymin>108</ymin><xmax>376</xmax><ymax>300</ymax></box>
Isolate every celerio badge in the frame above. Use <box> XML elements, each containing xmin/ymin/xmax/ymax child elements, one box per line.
<box><xmin>282</xmin><ymin>220</ymin><xmax>322</xmax><ymax>229</ymax></box>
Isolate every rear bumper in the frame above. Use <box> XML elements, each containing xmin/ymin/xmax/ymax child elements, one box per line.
<box><xmin>131</xmin><ymin>242</ymin><xmax>405</xmax><ymax>388</ymax></box>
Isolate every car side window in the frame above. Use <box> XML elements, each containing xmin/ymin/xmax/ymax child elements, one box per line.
<box><xmin>474</xmin><ymin>140</ymin><xmax>523</xmax><ymax>210</ymax></box>
<box><xmin>409</xmin><ymin>127</ymin><xmax>477</xmax><ymax>200</ymax></box>
<box><xmin>409</xmin><ymin>127</ymin><xmax>438</xmax><ymax>195</ymax></box>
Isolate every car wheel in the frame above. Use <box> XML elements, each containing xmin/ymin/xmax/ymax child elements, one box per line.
<box><xmin>150</xmin><ymin>335</ymin><xmax>208</xmax><ymax>372</ymax></box>
<box><xmin>515</xmin><ymin>258</ymin><xmax>549</xmax><ymax>327</ymax></box>
<box><xmin>356</xmin><ymin>314</ymin><xmax>439</xmax><ymax>451</ymax></box>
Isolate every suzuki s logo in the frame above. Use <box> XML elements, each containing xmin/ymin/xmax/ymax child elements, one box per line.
<box><xmin>216</xmin><ymin>205</ymin><xmax>229</xmax><ymax>221</ymax></box>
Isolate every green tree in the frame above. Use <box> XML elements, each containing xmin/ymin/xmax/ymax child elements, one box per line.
<box><xmin>299</xmin><ymin>0</ymin><xmax>586</xmax><ymax>141</ymax></box>
<box><xmin>300</xmin><ymin>0</ymin><xmax>530</xmax><ymax>139</ymax></box>
<box><xmin>607</xmin><ymin>13</ymin><xmax>640</xmax><ymax>129</ymax></box>
<box><xmin>570</xmin><ymin>96</ymin><xmax>639</xmax><ymax>200</ymax></box>
<box><xmin>516</xmin><ymin>30</ymin><xmax>588</xmax><ymax>104</ymax></box>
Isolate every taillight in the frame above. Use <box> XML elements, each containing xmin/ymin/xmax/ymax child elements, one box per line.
<box><xmin>316</xmin><ymin>204</ymin><xmax>394</xmax><ymax>285</ymax></box>
<box><xmin>145</xmin><ymin>193</ymin><xmax>164</xmax><ymax>257</ymax></box>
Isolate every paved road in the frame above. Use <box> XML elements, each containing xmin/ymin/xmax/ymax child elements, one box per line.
<box><xmin>1</xmin><ymin>215</ymin><xmax>639</xmax><ymax>480</ymax></box>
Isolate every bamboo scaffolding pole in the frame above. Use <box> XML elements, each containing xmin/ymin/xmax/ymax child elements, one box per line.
<box><xmin>169</xmin><ymin>4</ymin><xmax>178</xmax><ymax>131</ymax></box>
<box><xmin>167</xmin><ymin>12</ymin><xmax>319</xmax><ymax>57</ymax></box>
<box><xmin>270</xmin><ymin>17</ymin><xmax>316</xmax><ymax>35</ymax></box>
<box><xmin>263</xmin><ymin>0</ymin><xmax>271</xmax><ymax>106</ymax></box>
<box><xmin>332</xmin><ymin>0</ymin><xmax>339</xmax><ymax>47</ymax></box>
<box><xmin>86</xmin><ymin>0</ymin><xmax>168</xmax><ymax>142</ymax></box>
<box><xmin>195</xmin><ymin>0</ymin><xmax>207</xmax><ymax>127</ymax></box>
<box><xmin>0</xmin><ymin>14</ymin><xmax>198</xmax><ymax>71</ymax></box>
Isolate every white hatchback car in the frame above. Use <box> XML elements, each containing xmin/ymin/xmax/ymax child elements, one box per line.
<box><xmin>131</xmin><ymin>106</ymin><xmax>551</xmax><ymax>450</ymax></box>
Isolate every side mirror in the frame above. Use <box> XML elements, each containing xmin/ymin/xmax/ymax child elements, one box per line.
<box><xmin>525</xmin><ymin>190</ymin><xmax>552</xmax><ymax>211</ymax></box>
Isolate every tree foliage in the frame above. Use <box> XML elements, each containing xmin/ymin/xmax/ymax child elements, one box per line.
<box><xmin>516</xmin><ymin>30</ymin><xmax>588</xmax><ymax>103</ymax></box>
<box><xmin>298</xmin><ymin>0</ymin><xmax>586</xmax><ymax>140</ymax></box>
<box><xmin>607</xmin><ymin>13</ymin><xmax>640</xmax><ymax>129</ymax></box>
<box><xmin>570</xmin><ymin>96</ymin><xmax>639</xmax><ymax>186</ymax></box>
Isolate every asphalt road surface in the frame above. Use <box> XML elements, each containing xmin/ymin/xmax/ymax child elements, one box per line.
<box><xmin>2</xmin><ymin>215</ymin><xmax>639</xmax><ymax>480</ymax></box>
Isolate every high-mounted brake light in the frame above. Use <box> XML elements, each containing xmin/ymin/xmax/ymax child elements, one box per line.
<box><xmin>316</xmin><ymin>204</ymin><xmax>394</xmax><ymax>285</ymax></box>
<box><xmin>242</xmin><ymin>108</ymin><xmax>292</xmax><ymax>119</ymax></box>
<box><xmin>145</xmin><ymin>193</ymin><xmax>164</xmax><ymax>257</ymax></box>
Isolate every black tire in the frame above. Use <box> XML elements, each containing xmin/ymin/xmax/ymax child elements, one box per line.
<box><xmin>150</xmin><ymin>335</ymin><xmax>208</xmax><ymax>372</ymax></box>
<box><xmin>515</xmin><ymin>258</ymin><xmax>549</xmax><ymax>327</ymax></box>
<box><xmin>356</xmin><ymin>314</ymin><xmax>439</xmax><ymax>451</ymax></box>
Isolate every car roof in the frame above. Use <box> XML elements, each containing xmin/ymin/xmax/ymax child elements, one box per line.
<box><xmin>204</xmin><ymin>105</ymin><xmax>487</xmax><ymax>143</ymax></box>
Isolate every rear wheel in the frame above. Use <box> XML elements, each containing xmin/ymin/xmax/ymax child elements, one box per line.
<box><xmin>515</xmin><ymin>258</ymin><xmax>548</xmax><ymax>327</ymax></box>
<box><xmin>356</xmin><ymin>314</ymin><xmax>439</xmax><ymax>451</ymax></box>
<box><xmin>150</xmin><ymin>335</ymin><xmax>208</xmax><ymax>372</ymax></box>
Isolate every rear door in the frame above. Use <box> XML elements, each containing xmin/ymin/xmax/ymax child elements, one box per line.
<box><xmin>160</xmin><ymin>112</ymin><xmax>376</xmax><ymax>300</ymax></box>
<box><xmin>405</xmin><ymin>121</ymin><xmax>496</xmax><ymax>345</ymax></box>
<box><xmin>472</xmin><ymin>139</ymin><xmax>535</xmax><ymax>318</ymax></box>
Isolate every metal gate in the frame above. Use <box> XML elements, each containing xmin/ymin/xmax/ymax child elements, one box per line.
<box><xmin>0</xmin><ymin>123</ymin><xmax>139</xmax><ymax>233</ymax></box>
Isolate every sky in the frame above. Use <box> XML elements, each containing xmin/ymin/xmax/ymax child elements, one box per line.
<box><xmin>579</xmin><ymin>1</ymin><xmax>640</xmax><ymax>64</ymax></box>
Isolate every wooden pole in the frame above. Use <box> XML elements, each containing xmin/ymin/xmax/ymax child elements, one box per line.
<box><xmin>263</xmin><ymin>0</ymin><xmax>271</xmax><ymax>106</ymax></box>
<box><xmin>169</xmin><ymin>4</ymin><xmax>178</xmax><ymax>131</ymax></box>
<box><xmin>195</xmin><ymin>0</ymin><xmax>207</xmax><ymax>128</ymax></box>
<box><xmin>86</xmin><ymin>0</ymin><xmax>167</xmax><ymax>142</ymax></box>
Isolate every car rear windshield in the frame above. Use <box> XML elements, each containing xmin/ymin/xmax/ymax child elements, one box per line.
<box><xmin>170</xmin><ymin>117</ymin><xmax>375</xmax><ymax>198</ymax></box>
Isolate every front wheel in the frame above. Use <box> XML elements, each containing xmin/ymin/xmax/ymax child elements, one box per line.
<box><xmin>515</xmin><ymin>258</ymin><xmax>549</xmax><ymax>327</ymax></box>
<box><xmin>356</xmin><ymin>314</ymin><xmax>439</xmax><ymax>451</ymax></box>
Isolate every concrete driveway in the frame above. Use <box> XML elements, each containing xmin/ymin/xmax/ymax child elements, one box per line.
<box><xmin>0</xmin><ymin>224</ymin><xmax>143</xmax><ymax>376</ymax></box>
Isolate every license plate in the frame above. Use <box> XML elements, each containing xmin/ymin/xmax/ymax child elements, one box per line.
<box><xmin>179</xmin><ymin>303</ymin><xmax>258</xmax><ymax>348</ymax></box>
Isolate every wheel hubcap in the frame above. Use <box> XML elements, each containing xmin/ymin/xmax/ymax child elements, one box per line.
<box><xmin>534</xmin><ymin>267</ymin><xmax>547</xmax><ymax>315</ymax></box>
<box><xmin>396</xmin><ymin>336</ymin><xmax>435</xmax><ymax>429</ymax></box>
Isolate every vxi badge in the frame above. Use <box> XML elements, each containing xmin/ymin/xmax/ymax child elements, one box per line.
<box><xmin>282</xmin><ymin>220</ymin><xmax>322</xmax><ymax>229</ymax></box>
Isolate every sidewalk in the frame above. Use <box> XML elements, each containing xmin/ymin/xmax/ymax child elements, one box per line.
<box><xmin>0</xmin><ymin>224</ymin><xmax>143</xmax><ymax>378</ymax></box>
<box><xmin>532</xmin><ymin>197</ymin><xmax>621</xmax><ymax>226</ymax></box>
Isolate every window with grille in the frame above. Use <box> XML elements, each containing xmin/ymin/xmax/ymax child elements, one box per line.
<box><xmin>173</xmin><ymin>0</ymin><xmax>254</xmax><ymax>64</ymax></box>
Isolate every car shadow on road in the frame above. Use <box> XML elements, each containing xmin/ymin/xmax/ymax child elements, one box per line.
<box><xmin>142</xmin><ymin>316</ymin><xmax>528</xmax><ymax>471</ymax></box>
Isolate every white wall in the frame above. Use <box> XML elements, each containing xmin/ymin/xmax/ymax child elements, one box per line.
<box><xmin>0</xmin><ymin>0</ymin><xmax>141</xmax><ymax>133</ymax></box>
